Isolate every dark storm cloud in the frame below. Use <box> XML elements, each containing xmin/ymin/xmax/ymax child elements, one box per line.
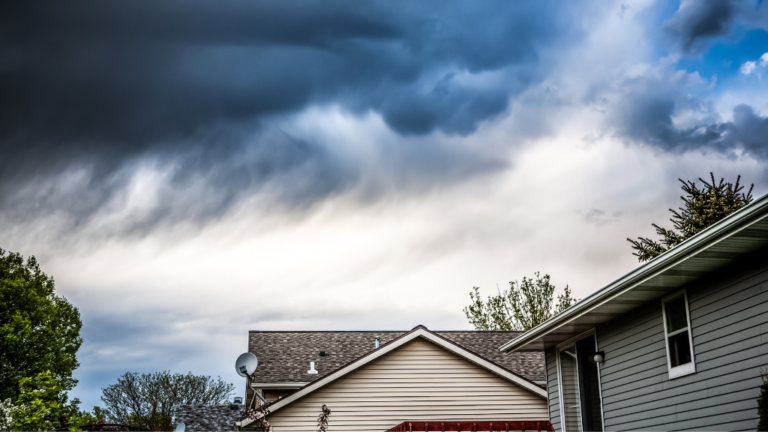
<box><xmin>608</xmin><ymin>72</ymin><xmax>768</xmax><ymax>159</ymax></box>
<box><xmin>664</xmin><ymin>0</ymin><xmax>737</xmax><ymax>54</ymax></box>
<box><xmin>0</xmin><ymin>0</ymin><xmax>577</xmax><ymax>233</ymax></box>
<box><xmin>663</xmin><ymin>0</ymin><xmax>767</xmax><ymax>54</ymax></box>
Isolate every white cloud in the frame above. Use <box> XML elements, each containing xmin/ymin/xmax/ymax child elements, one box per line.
<box><xmin>760</xmin><ymin>53</ymin><xmax>768</xmax><ymax>67</ymax></box>
<box><xmin>741</xmin><ymin>61</ymin><xmax>757</xmax><ymax>75</ymax></box>
<box><xmin>741</xmin><ymin>52</ymin><xmax>768</xmax><ymax>75</ymax></box>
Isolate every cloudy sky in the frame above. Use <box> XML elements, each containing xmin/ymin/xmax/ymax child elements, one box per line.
<box><xmin>3</xmin><ymin>0</ymin><xmax>768</xmax><ymax>410</ymax></box>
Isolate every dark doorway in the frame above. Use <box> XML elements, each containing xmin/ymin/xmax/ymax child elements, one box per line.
<box><xmin>575</xmin><ymin>335</ymin><xmax>603</xmax><ymax>432</ymax></box>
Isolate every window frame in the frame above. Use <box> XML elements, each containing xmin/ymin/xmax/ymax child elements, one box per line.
<box><xmin>661</xmin><ymin>289</ymin><xmax>696</xmax><ymax>379</ymax></box>
<box><xmin>555</xmin><ymin>328</ymin><xmax>605</xmax><ymax>431</ymax></box>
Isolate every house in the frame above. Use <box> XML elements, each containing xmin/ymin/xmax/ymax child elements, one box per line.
<box><xmin>235</xmin><ymin>326</ymin><xmax>552</xmax><ymax>431</ymax></box>
<box><xmin>174</xmin><ymin>404</ymin><xmax>243</xmax><ymax>432</ymax></box>
<box><xmin>499</xmin><ymin>193</ymin><xmax>768</xmax><ymax>431</ymax></box>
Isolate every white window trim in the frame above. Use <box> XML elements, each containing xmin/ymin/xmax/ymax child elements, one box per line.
<box><xmin>555</xmin><ymin>328</ymin><xmax>604</xmax><ymax>431</ymax></box>
<box><xmin>661</xmin><ymin>289</ymin><xmax>696</xmax><ymax>379</ymax></box>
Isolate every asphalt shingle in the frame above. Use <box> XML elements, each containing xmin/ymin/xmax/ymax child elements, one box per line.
<box><xmin>247</xmin><ymin>328</ymin><xmax>544</xmax><ymax>384</ymax></box>
<box><xmin>173</xmin><ymin>404</ymin><xmax>241</xmax><ymax>432</ymax></box>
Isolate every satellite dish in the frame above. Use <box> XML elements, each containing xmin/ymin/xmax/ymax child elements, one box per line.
<box><xmin>235</xmin><ymin>352</ymin><xmax>258</xmax><ymax>377</ymax></box>
<box><xmin>174</xmin><ymin>422</ymin><xmax>185</xmax><ymax>432</ymax></box>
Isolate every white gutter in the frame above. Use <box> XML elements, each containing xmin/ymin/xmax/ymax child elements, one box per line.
<box><xmin>249</xmin><ymin>382</ymin><xmax>308</xmax><ymax>389</ymax></box>
<box><xmin>499</xmin><ymin>192</ymin><xmax>768</xmax><ymax>353</ymax></box>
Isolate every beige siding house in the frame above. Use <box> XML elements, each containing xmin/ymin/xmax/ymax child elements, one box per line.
<box><xmin>238</xmin><ymin>326</ymin><xmax>548</xmax><ymax>432</ymax></box>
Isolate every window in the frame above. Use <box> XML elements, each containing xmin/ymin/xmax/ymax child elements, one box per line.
<box><xmin>662</xmin><ymin>290</ymin><xmax>696</xmax><ymax>378</ymax></box>
<box><xmin>557</xmin><ymin>331</ymin><xmax>604</xmax><ymax>431</ymax></box>
<box><xmin>559</xmin><ymin>345</ymin><xmax>582</xmax><ymax>432</ymax></box>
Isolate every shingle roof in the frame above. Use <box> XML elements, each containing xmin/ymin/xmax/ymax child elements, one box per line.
<box><xmin>248</xmin><ymin>328</ymin><xmax>544</xmax><ymax>383</ymax></box>
<box><xmin>173</xmin><ymin>404</ymin><xmax>240</xmax><ymax>432</ymax></box>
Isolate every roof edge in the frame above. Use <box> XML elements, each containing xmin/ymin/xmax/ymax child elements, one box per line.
<box><xmin>240</xmin><ymin>327</ymin><xmax>545</xmax><ymax>428</ymax></box>
<box><xmin>500</xmin><ymin>192</ymin><xmax>768</xmax><ymax>353</ymax></box>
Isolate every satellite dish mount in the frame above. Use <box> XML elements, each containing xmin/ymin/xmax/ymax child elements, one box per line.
<box><xmin>234</xmin><ymin>352</ymin><xmax>268</xmax><ymax>409</ymax></box>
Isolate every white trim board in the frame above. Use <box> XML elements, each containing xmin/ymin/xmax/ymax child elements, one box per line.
<box><xmin>238</xmin><ymin>326</ymin><xmax>546</xmax><ymax>428</ymax></box>
<box><xmin>249</xmin><ymin>382</ymin><xmax>307</xmax><ymax>389</ymax></box>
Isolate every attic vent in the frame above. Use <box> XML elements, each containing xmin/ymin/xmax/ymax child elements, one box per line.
<box><xmin>319</xmin><ymin>351</ymin><xmax>326</xmax><ymax>357</ymax></box>
<box><xmin>308</xmin><ymin>361</ymin><xmax>318</xmax><ymax>375</ymax></box>
<box><xmin>375</xmin><ymin>337</ymin><xmax>380</xmax><ymax>349</ymax></box>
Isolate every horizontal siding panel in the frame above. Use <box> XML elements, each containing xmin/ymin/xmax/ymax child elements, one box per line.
<box><xmin>544</xmin><ymin>349</ymin><xmax>560</xmax><ymax>432</ymax></box>
<box><xmin>596</xmin><ymin>255</ymin><xmax>768</xmax><ymax>431</ymax></box>
<box><xmin>599</xmin><ymin>363</ymin><xmax>666</xmax><ymax>393</ymax></box>
<box><xmin>606</xmin><ymin>381</ymin><xmax>758</xmax><ymax>423</ymax></box>
<box><xmin>282</xmin><ymin>398</ymin><xmax>543</xmax><ymax>407</ymax></box>
<box><xmin>599</xmin><ymin>349</ymin><xmax>667</xmax><ymax>387</ymax></box>
<box><xmin>691</xmin><ymin>286</ymin><xmax>768</xmax><ymax>330</ymax></box>
<box><xmin>599</xmin><ymin>323</ymin><xmax>663</xmax><ymax>360</ymax></box>
<box><xmin>690</xmin><ymin>279</ymin><xmax>767</xmax><ymax>323</ymax></box>
<box><xmin>602</xmin><ymin>344</ymin><xmax>766</xmax><ymax>406</ymax></box>
<box><xmin>264</xmin><ymin>338</ymin><xmax>547</xmax><ymax>432</ymax></box>
<box><xmin>680</xmin><ymin>417</ymin><xmax>760</xmax><ymax>432</ymax></box>
<box><xmin>693</xmin><ymin>309</ymin><xmax>766</xmax><ymax>347</ymax></box>
<box><xmin>687</xmin><ymin>261</ymin><xmax>768</xmax><ymax>311</ymax></box>
<box><xmin>599</xmin><ymin>313</ymin><xmax>663</xmax><ymax>353</ymax></box>
<box><xmin>598</xmin><ymin>305</ymin><xmax>659</xmax><ymax>346</ymax></box>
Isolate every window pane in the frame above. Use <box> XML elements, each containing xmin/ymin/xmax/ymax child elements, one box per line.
<box><xmin>668</xmin><ymin>330</ymin><xmax>692</xmax><ymax>367</ymax></box>
<box><xmin>665</xmin><ymin>296</ymin><xmax>688</xmax><ymax>333</ymax></box>
<box><xmin>560</xmin><ymin>346</ymin><xmax>582</xmax><ymax>431</ymax></box>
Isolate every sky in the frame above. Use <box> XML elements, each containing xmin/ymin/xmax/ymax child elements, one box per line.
<box><xmin>2</xmin><ymin>0</ymin><xmax>768</xmax><ymax>411</ymax></box>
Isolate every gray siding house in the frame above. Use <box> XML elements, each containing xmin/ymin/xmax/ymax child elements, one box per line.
<box><xmin>500</xmin><ymin>194</ymin><xmax>768</xmax><ymax>431</ymax></box>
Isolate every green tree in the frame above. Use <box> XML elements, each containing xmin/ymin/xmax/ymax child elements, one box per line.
<box><xmin>100</xmin><ymin>371</ymin><xmax>235</xmax><ymax>431</ymax></box>
<box><xmin>0</xmin><ymin>248</ymin><xmax>83</xmax><ymax>404</ymax></box>
<box><xmin>464</xmin><ymin>272</ymin><xmax>577</xmax><ymax>331</ymax></box>
<box><xmin>0</xmin><ymin>397</ymin><xmax>16</xmax><ymax>431</ymax></box>
<box><xmin>628</xmin><ymin>173</ymin><xmax>754</xmax><ymax>262</ymax></box>
<box><xmin>66</xmin><ymin>405</ymin><xmax>108</xmax><ymax>431</ymax></box>
<box><xmin>9</xmin><ymin>370</ymin><xmax>63</xmax><ymax>431</ymax></box>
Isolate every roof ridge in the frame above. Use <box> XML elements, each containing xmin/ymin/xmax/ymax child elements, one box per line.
<box><xmin>247</xmin><ymin>329</ymin><xmax>525</xmax><ymax>333</ymax></box>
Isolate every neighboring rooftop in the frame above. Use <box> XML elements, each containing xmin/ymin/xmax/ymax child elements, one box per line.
<box><xmin>173</xmin><ymin>404</ymin><xmax>239</xmax><ymax>432</ymax></box>
<box><xmin>248</xmin><ymin>328</ymin><xmax>544</xmax><ymax>383</ymax></box>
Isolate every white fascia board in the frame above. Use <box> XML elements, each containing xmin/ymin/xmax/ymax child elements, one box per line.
<box><xmin>249</xmin><ymin>382</ymin><xmax>307</xmax><ymax>389</ymax></box>
<box><xmin>498</xmin><ymin>192</ymin><xmax>768</xmax><ymax>353</ymax></box>
<box><xmin>239</xmin><ymin>328</ymin><xmax>546</xmax><ymax>428</ymax></box>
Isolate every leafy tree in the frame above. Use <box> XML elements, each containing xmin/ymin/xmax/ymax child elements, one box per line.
<box><xmin>100</xmin><ymin>371</ymin><xmax>235</xmax><ymax>431</ymax></box>
<box><xmin>464</xmin><ymin>272</ymin><xmax>577</xmax><ymax>331</ymax></box>
<box><xmin>9</xmin><ymin>370</ymin><xmax>63</xmax><ymax>431</ymax></box>
<box><xmin>0</xmin><ymin>248</ymin><xmax>83</xmax><ymax>406</ymax></box>
<box><xmin>65</xmin><ymin>406</ymin><xmax>108</xmax><ymax>431</ymax></box>
<box><xmin>0</xmin><ymin>398</ymin><xmax>16</xmax><ymax>431</ymax></box>
<box><xmin>628</xmin><ymin>173</ymin><xmax>754</xmax><ymax>262</ymax></box>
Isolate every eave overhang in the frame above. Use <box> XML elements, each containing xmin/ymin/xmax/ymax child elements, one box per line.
<box><xmin>499</xmin><ymin>193</ymin><xmax>768</xmax><ymax>353</ymax></box>
<box><xmin>249</xmin><ymin>382</ymin><xmax>307</xmax><ymax>389</ymax></box>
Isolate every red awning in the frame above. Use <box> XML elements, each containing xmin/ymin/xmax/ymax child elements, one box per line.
<box><xmin>385</xmin><ymin>421</ymin><xmax>554</xmax><ymax>432</ymax></box>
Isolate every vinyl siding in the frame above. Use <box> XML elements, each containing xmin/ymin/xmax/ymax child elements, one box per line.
<box><xmin>263</xmin><ymin>338</ymin><xmax>548</xmax><ymax>431</ymax></box>
<box><xmin>545</xmin><ymin>349</ymin><xmax>561</xmax><ymax>432</ymax></box>
<box><xmin>596</xmin><ymin>256</ymin><xmax>768</xmax><ymax>431</ymax></box>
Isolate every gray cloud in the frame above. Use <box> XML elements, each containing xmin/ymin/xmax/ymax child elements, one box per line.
<box><xmin>583</xmin><ymin>209</ymin><xmax>622</xmax><ymax>227</ymax></box>
<box><xmin>0</xmin><ymin>0</ymin><xmax>584</xmax><ymax>236</ymax></box>
<box><xmin>664</xmin><ymin>0</ymin><xmax>737</xmax><ymax>54</ymax></box>
<box><xmin>614</xmin><ymin>97</ymin><xmax>768</xmax><ymax>160</ymax></box>
<box><xmin>663</xmin><ymin>0</ymin><xmax>768</xmax><ymax>54</ymax></box>
<box><xmin>600</xmin><ymin>66</ymin><xmax>768</xmax><ymax>159</ymax></box>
